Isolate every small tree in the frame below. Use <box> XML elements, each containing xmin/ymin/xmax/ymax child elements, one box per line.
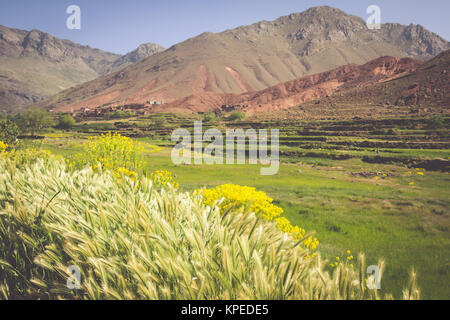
<box><xmin>16</xmin><ymin>108</ymin><xmax>55</xmax><ymax>136</ymax></box>
<box><xmin>57</xmin><ymin>114</ymin><xmax>76</xmax><ymax>129</ymax></box>
<box><xmin>203</xmin><ymin>111</ymin><xmax>219</xmax><ymax>123</ymax></box>
<box><xmin>228</xmin><ymin>111</ymin><xmax>245</xmax><ymax>121</ymax></box>
<box><xmin>0</xmin><ymin>119</ymin><xmax>20</xmax><ymax>146</ymax></box>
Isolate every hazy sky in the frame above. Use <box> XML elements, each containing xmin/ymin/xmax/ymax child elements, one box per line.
<box><xmin>0</xmin><ymin>0</ymin><xmax>449</xmax><ymax>54</ymax></box>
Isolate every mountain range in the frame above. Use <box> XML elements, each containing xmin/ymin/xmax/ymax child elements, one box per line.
<box><xmin>151</xmin><ymin>55</ymin><xmax>424</xmax><ymax>113</ymax></box>
<box><xmin>1</xmin><ymin>6</ymin><xmax>449</xmax><ymax>114</ymax></box>
<box><xmin>70</xmin><ymin>49</ymin><xmax>449</xmax><ymax>119</ymax></box>
<box><xmin>0</xmin><ymin>25</ymin><xmax>164</xmax><ymax>112</ymax></box>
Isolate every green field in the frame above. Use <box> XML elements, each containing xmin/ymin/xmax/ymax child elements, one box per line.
<box><xmin>22</xmin><ymin>114</ymin><xmax>450</xmax><ymax>299</ymax></box>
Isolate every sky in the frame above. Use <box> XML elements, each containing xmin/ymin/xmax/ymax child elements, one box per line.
<box><xmin>0</xmin><ymin>0</ymin><xmax>449</xmax><ymax>55</ymax></box>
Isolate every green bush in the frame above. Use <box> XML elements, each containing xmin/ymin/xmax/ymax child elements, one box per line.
<box><xmin>0</xmin><ymin>158</ymin><xmax>420</xmax><ymax>300</ymax></box>
<box><xmin>0</xmin><ymin>120</ymin><xmax>20</xmax><ymax>146</ymax></box>
<box><xmin>15</xmin><ymin>108</ymin><xmax>55</xmax><ymax>136</ymax></box>
<box><xmin>203</xmin><ymin>112</ymin><xmax>219</xmax><ymax>123</ymax></box>
<box><xmin>105</xmin><ymin>110</ymin><xmax>135</xmax><ymax>120</ymax></box>
<box><xmin>228</xmin><ymin>111</ymin><xmax>246</xmax><ymax>121</ymax></box>
<box><xmin>56</xmin><ymin>115</ymin><xmax>76</xmax><ymax>129</ymax></box>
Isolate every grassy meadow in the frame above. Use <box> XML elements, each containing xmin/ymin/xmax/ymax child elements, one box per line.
<box><xmin>15</xmin><ymin>113</ymin><xmax>449</xmax><ymax>299</ymax></box>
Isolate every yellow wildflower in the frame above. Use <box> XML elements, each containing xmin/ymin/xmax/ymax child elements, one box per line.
<box><xmin>0</xmin><ymin>140</ymin><xmax>8</xmax><ymax>158</ymax></box>
<box><xmin>196</xmin><ymin>184</ymin><xmax>319</xmax><ymax>251</ymax></box>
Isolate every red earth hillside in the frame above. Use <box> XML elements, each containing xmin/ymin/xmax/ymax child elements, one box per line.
<box><xmin>152</xmin><ymin>56</ymin><xmax>422</xmax><ymax>113</ymax></box>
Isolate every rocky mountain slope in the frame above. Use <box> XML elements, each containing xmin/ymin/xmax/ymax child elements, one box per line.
<box><xmin>38</xmin><ymin>6</ymin><xmax>449</xmax><ymax>112</ymax></box>
<box><xmin>327</xmin><ymin>49</ymin><xmax>449</xmax><ymax>108</ymax></box>
<box><xmin>0</xmin><ymin>25</ymin><xmax>163</xmax><ymax>112</ymax></box>
<box><xmin>253</xmin><ymin>50</ymin><xmax>449</xmax><ymax>121</ymax></box>
<box><xmin>73</xmin><ymin>50</ymin><xmax>449</xmax><ymax>120</ymax></box>
<box><xmin>158</xmin><ymin>50</ymin><xmax>450</xmax><ymax>115</ymax></box>
<box><xmin>130</xmin><ymin>56</ymin><xmax>424</xmax><ymax>113</ymax></box>
<box><xmin>104</xmin><ymin>43</ymin><xmax>165</xmax><ymax>74</ymax></box>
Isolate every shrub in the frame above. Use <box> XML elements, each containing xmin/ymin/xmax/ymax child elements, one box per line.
<box><xmin>203</xmin><ymin>112</ymin><xmax>219</xmax><ymax>123</ymax></box>
<box><xmin>0</xmin><ymin>158</ymin><xmax>420</xmax><ymax>299</ymax></box>
<box><xmin>105</xmin><ymin>110</ymin><xmax>134</xmax><ymax>120</ymax></box>
<box><xmin>228</xmin><ymin>111</ymin><xmax>245</xmax><ymax>121</ymax></box>
<box><xmin>0</xmin><ymin>120</ymin><xmax>20</xmax><ymax>146</ymax></box>
<box><xmin>69</xmin><ymin>132</ymin><xmax>144</xmax><ymax>173</ymax></box>
<box><xmin>56</xmin><ymin>115</ymin><xmax>76</xmax><ymax>129</ymax></box>
<box><xmin>15</xmin><ymin>108</ymin><xmax>55</xmax><ymax>136</ymax></box>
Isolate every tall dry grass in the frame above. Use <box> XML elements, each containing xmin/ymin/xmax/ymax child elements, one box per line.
<box><xmin>0</xmin><ymin>158</ymin><xmax>420</xmax><ymax>300</ymax></box>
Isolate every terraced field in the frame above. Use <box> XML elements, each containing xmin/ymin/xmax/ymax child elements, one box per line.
<box><xmin>66</xmin><ymin>114</ymin><xmax>450</xmax><ymax>170</ymax></box>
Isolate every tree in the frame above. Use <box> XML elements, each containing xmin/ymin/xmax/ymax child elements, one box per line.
<box><xmin>57</xmin><ymin>114</ymin><xmax>76</xmax><ymax>129</ymax></box>
<box><xmin>203</xmin><ymin>111</ymin><xmax>219</xmax><ymax>123</ymax></box>
<box><xmin>228</xmin><ymin>111</ymin><xmax>246</xmax><ymax>121</ymax></box>
<box><xmin>0</xmin><ymin>119</ymin><xmax>20</xmax><ymax>146</ymax></box>
<box><xmin>16</xmin><ymin>108</ymin><xmax>55</xmax><ymax>136</ymax></box>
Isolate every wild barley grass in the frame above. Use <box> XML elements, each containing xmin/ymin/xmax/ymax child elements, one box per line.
<box><xmin>0</xmin><ymin>158</ymin><xmax>419</xmax><ymax>300</ymax></box>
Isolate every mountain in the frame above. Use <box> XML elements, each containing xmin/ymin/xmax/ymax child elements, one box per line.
<box><xmin>77</xmin><ymin>52</ymin><xmax>446</xmax><ymax>120</ymax></box>
<box><xmin>111</xmin><ymin>56</ymin><xmax>424</xmax><ymax>114</ymax></box>
<box><xmin>156</xmin><ymin>50</ymin><xmax>449</xmax><ymax>115</ymax></box>
<box><xmin>325</xmin><ymin>49</ymin><xmax>450</xmax><ymax>108</ymax></box>
<box><xmin>0</xmin><ymin>25</ymin><xmax>119</xmax><ymax>112</ymax></box>
<box><xmin>104</xmin><ymin>43</ymin><xmax>165</xmax><ymax>74</ymax></box>
<box><xmin>38</xmin><ymin>6</ymin><xmax>449</xmax><ymax>112</ymax></box>
<box><xmin>0</xmin><ymin>25</ymin><xmax>164</xmax><ymax>113</ymax></box>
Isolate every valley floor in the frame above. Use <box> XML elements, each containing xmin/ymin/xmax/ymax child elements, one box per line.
<box><xmin>24</xmin><ymin>114</ymin><xmax>450</xmax><ymax>299</ymax></box>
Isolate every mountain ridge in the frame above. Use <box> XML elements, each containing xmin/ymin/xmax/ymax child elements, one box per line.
<box><xmin>0</xmin><ymin>25</ymin><xmax>163</xmax><ymax>113</ymax></box>
<box><xmin>72</xmin><ymin>51</ymin><xmax>448</xmax><ymax>121</ymax></box>
<box><xmin>113</xmin><ymin>55</ymin><xmax>425</xmax><ymax>114</ymax></box>
<box><xmin>35</xmin><ymin>6</ymin><xmax>449</xmax><ymax>113</ymax></box>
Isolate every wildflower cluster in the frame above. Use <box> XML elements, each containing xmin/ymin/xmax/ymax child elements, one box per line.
<box><xmin>150</xmin><ymin>170</ymin><xmax>179</xmax><ymax>189</ymax></box>
<box><xmin>70</xmin><ymin>132</ymin><xmax>145</xmax><ymax>172</ymax></box>
<box><xmin>415</xmin><ymin>168</ymin><xmax>425</xmax><ymax>176</ymax></box>
<box><xmin>196</xmin><ymin>184</ymin><xmax>318</xmax><ymax>251</ymax></box>
<box><xmin>407</xmin><ymin>168</ymin><xmax>426</xmax><ymax>176</ymax></box>
<box><xmin>0</xmin><ymin>142</ymin><xmax>52</xmax><ymax>167</ymax></box>
<box><xmin>198</xmin><ymin>184</ymin><xmax>283</xmax><ymax>220</ymax></box>
<box><xmin>276</xmin><ymin>217</ymin><xmax>319</xmax><ymax>250</ymax></box>
<box><xmin>330</xmin><ymin>250</ymin><xmax>354</xmax><ymax>268</ymax></box>
<box><xmin>114</xmin><ymin>167</ymin><xmax>138</xmax><ymax>183</ymax></box>
<box><xmin>0</xmin><ymin>141</ymin><xmax>7</xmax><ymax>158</ymax></box>
<box><xmin>406</xmin><ymin>168</ymin><xmax>426</xmax><ymax>186</ymax></box>
<box><xmin>13</xmin><ymin>148</ymin><xmax>52</xmax><ymax>166</ymax></box>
